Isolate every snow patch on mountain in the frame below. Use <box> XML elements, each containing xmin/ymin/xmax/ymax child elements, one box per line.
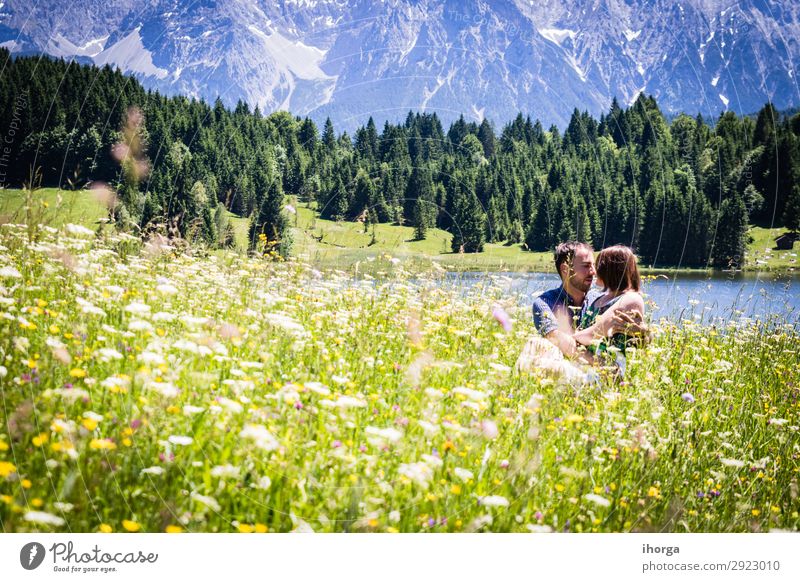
<box><xmin>538</xmin><ymin>28</ymin><xmax>576</xmax><ymax>46</ymax></box>
<box><xmin>247</xmin><ymin>25</ymin><xmax>331</xmax><ymax>81</ymax></box>
<box><xmin>94</xmin><ymin>28</ymin><xmax>167</xmax><ymax>80</ymax></box>
<box><xmin>624</xmin><ymin>29</ymin><xmax>641</xmax><ymax>42</ymax></box>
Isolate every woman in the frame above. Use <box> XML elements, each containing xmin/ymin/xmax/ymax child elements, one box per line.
<box><xmin>572</xmin><ymin>244</ymin><xmax>646</xmax><ymax>360</ymax></box>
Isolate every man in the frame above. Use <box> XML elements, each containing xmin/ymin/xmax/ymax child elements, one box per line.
<box><xmin>532</xmin><ymin>241</ymin><xmax>601</xmax><ymax>357</ymax></box>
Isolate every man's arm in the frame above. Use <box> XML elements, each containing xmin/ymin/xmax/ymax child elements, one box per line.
<box><xmin>532</xmin><ymin>295</ymin><xmax>578</xmax><ymax>357</ymax></box>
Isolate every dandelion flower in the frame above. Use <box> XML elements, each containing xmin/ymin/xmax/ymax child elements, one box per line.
<box><xmin>0</xmin><ymin>461</ymin><xmax>17</xmax><ymax>478</ymax></box>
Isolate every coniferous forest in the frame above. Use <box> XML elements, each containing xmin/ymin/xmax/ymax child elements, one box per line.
<box><xmin>2</xmin><ymin>49</ymin><xmax>799</xmax><ymax>268</ymax></box>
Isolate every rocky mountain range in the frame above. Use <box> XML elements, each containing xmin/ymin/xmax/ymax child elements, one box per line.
<box><xmin>2</xmin><ymin>0</ymin><xmax>798</xmax><ymax>130</ymax></box>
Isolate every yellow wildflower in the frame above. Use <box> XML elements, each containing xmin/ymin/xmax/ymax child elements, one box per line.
<box><xmin>122</xmin><ymin>520</ymin><xmax>140</xmax><ymax>532</ymax></box>
<box><xmin>0</xmin><ymin>461</ymin><xmax>17</xmax><ymax>478</ymax></box>
<box><xmin>99</xmin><ymin>524</ymin><xmax>113</xmax><ymax>533</ymax></box>
<box><xmin>165</xmin><ymin>525</ymin><xmax>183</xmax><ymax>533</ymax></box>
<box><xmin>89</xmin><ymin>439</ymin><xmax>116</xmax><ymax>451</ymax></box>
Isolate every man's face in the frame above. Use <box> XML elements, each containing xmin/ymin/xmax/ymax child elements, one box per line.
<box><xmin>561</xmin><ymin>247</ymin><xmax>595</xmax><ymax>293</ymax></box>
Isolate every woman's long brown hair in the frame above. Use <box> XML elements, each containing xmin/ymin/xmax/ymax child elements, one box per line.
<box><xmin>596</xmin><ymin>245</ymin><xmax>641</xmax><ymax>293</ymax></box>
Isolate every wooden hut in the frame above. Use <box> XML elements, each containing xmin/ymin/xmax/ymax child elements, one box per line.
<box><xmin>774</xmin><ymin>232</ymin><xmax>798</xmax><ymax>250</ymax></box>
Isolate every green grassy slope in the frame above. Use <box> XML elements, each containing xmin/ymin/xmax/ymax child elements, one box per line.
<box><xmin>2</xmin><ymin>188</ymin><xmax>796</xmax><ymax>273</ymax></box>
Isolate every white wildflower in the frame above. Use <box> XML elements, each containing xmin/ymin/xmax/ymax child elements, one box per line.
<box><xmin>584</xmin><ymin>493</ymin><xmax>611</xmax><ymax>507</ymax></box>
<box><xmin>190</xmin><ymin>492</ymin><xmax>221</xmax><ymax>512</ymax></box>
<box><xmin>168</xmin><ymin>435</ymin><xmax>193</xmax><ymax>446</ymax></box>
<box><xmin>421</xmin><ymin>454</ymin><xmax>443</xmax><ymax>468</ymax></box>
<box><xmin>211</xmin><ymin>464</ymin><xmax>240</xmax><ymax>479</ymax></box>
<box><xmin>454</xmin><ymin>467</ymin><xmax>474</xmax><ymax>482</ymax></box>
<box><xmin>304</xmin><ymin>381</ymin><xmax>330</xmax><ymax>395</ymax></box>
<box><xmin>365</xmin><ymin>426</ymin><xmax>403</xmax><ymax>443</ymax></box>
<box><xmin>397</xmin><ymin>462</ymin><xmax>433</xmax><ymax>488</ymax></box>
<box><xmin>65</xmin><ymin>223</ymin><xmax>94</xmax><ymax>237</ymax></box>
<box><xmin>239</xmin><ymin>424</ymin><xmax>279</xmax><ymax>451</ymax></box>
<box><xmin>96</xmin><ymin>347</ymin><xmax>123</xmax><ymax>362</ymax></box>
<box><xmin>146</xmin><ymin>381</ymin><xmax>179</xmax><ymax>398</ymax></box>
<box><xmin>128</xmin><ymin>319</ymin><xmax>153</xmax><ymax>332</ymax></box>
<box><xmin>452</xmin><ymin>386</ymin><xmax>488</xmax><ymax>401</ymax></box>
<box><xmin>478</xmin><ymin>495</ymin><xmax>509</xmax><ymax>507</ymax></box>
<box><xmin>24</xmin><ymin>511</ymin><xmax>65</xmax><ymax>527</ymax></box>
<box><xmin>720</xmin><ymin>458</ymin><xmax>746</xmax><ymax>468</ymax></box>
<box><xmin>0</xmin><ymin>266</ymin><xmax>22</xmax><ymax>278</ymax></box>
<box><xmin>156</xmin><ymin>283</ymin><xmax>178</xmax><ymax>296</ymax></box>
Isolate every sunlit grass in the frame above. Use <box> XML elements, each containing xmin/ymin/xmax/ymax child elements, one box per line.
<box><xmin>0</xmin><ymin>221</ymin><xmax>797</xmax><ymax>533</ymax></box>
<box><xmin>0</xmin><ymin>188</ymin><xmax>108</xmax><ymax>229</ymax></box>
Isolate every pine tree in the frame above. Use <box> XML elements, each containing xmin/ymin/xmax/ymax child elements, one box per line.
<box><xmin>713</xmin><ymin>192</ymin><xmax>748</xmax><ymax>268</ymax></box>
<box><xmin>451</xmin><ymin>190</ymin><xmax>486</xmax><ymax>253</ymax></box>
<box><xmin>783</xmin><ymin>184</ymin><xmax>800</xmax><ymax>232</ymax></box>
<box><xmin>248</xmin><ymin>179</ymin><xmax>287</xmax><ymax>256</ymax></box>
<box><xmin>412</xmin><ymin>197</ymin><xmax>427</xmax><ymax>240</ymax></box>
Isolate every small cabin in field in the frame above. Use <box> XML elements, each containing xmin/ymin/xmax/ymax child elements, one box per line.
<box><xmin>774</xmin><ymin>232</ymin><xmax>798</xmax><ymax>250</ymax></box>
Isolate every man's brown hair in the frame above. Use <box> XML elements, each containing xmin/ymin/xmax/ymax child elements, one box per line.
<box><xmin>554</xmin><ymin>241</ymin><xmax>593</xmax><ymax>278</ymax></box>
<box><xmin>596</xmin><ymin>245</ymin><xmax>640</xmax><ymax>293</ymax></box>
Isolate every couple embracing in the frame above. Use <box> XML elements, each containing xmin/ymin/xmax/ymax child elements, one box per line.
<box><xmin>517</xmin><ymin>241</ymin><xmax>648</xmax><ymax>380</ymax></box>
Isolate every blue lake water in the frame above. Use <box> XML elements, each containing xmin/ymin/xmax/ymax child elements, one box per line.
<box><xmin>439</xmin><ymin>271</ymin><xmax>800</xmax><ymax>324</ymax></box>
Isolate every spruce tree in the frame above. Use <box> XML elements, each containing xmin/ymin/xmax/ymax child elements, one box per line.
<box><xmin>713</xmin><ymin>192</ymin><xmax>748</xmax><ymax>268</ymax></box>
<box><xmin>451</xmin><ymin>190</ymin><xmax>486</xmax><ymax>253</ymax></box>
<box><xmin>783</xmin><ymin>184</ymin><xmax>800</xmax><ymax>232</ymax></box>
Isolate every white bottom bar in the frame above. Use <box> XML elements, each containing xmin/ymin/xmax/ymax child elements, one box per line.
<box><xmin>2</xmin><ymin>533</ymin><xmax>798</xmax><ymax>581</ymax></box>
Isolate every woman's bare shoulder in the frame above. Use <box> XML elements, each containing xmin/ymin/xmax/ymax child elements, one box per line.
<box><xmin>614</xmin><ymin>291</ymin><xmax>645</xmax><ymax>312</ymax></box>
